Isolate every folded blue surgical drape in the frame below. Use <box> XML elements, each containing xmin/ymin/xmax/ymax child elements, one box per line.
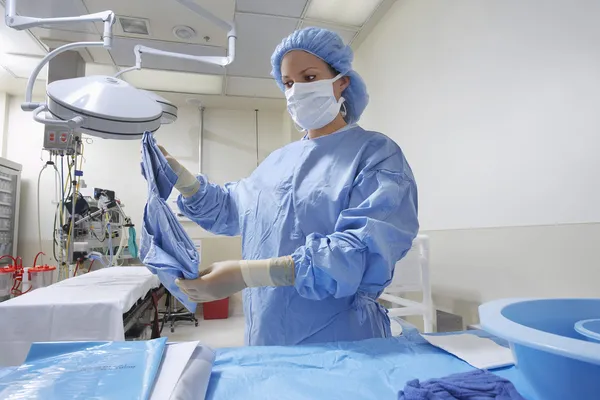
<box><xmin>140</xmin><ymin>132</ymin><xmax>198</xmax><ymax>312</ymax></box>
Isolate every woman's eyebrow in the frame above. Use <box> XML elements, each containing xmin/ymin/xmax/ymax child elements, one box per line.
<box><xmin>282</xmin><ymin>67</ymin><xmax>319</xmax><ymax>79</ymax></box>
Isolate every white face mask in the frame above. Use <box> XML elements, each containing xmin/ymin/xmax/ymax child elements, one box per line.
<box><xmin>285</xmin><ymin>74</ymin><xmax>345</xmax><ymax>131</ymax></box>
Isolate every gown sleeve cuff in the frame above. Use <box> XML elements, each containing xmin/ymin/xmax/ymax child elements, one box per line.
<box><xmin>240</xmin><ymin>256</ymin><xmax>295</xmax><ymax>287</ymax></box>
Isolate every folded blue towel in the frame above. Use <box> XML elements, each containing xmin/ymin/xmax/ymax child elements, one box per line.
<box><xmin>399</xmin><ymin>370</ymin><xmax>525</xmax><ymax>400</ymax></box>
<box><xmin>140</xmin><ymin>132</ymin><xmax>199</xmax><ymax>313</ymax></box>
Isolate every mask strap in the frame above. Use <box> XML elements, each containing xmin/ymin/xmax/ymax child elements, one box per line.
<box><xmin>331</xmin><ymin>73</ymin><xmax>344</xmax><ymax>83</ymax></box>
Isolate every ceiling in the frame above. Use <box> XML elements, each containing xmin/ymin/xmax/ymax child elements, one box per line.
<box><xmin>0</xmin><ymin>0</ymin><xmax>396</xmax><ymax>109</ymax></box>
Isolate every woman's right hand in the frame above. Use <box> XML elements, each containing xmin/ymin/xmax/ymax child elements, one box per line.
<box><xmin>158</xmin><ymin>145</ymin><xmax>201</xmax><ymax>197</ymax></box>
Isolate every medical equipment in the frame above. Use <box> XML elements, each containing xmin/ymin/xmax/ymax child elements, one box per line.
<box><xmin>480</xmin><ymin>298</ymin><xmax>600</xmax><ymax>400</ymax></box>
<box><xmin>142</xmin><ymin>90</ymin><xmax>179</xmax><ymax>125</ymax></box>
<box><xmin>0</xmin><ymin>266</ymin><xmax>15</xmax><ymax>302</ymax></box>
<box><xmin>5</xmin><ymin>0</ymin><xmax>236</xmax><ymax>140</ymax></box>
<box><xmin>0</xmin><ymin>158</ymin><xmax>21</xmax><ymax>268</ymax></box>
<box><xmin>45</xmin><ymin>76</ymin><xmax>163</xmax><ymax>139</ymax></box>
<box><xmin>27</xmin><ymin>265</ymin><xmax>56</xmax><ymax>290</ymax></box>
<box><xmin>64</xmin><ymin>188</ymin><xmax>136</xmax><ymax>269</ymax></box>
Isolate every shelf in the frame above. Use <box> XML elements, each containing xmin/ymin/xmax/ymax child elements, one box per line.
<box><xmin>0</xmin><ymin>202</ymin><xmax>11</xmax><ymax>207</ymax></box>
<box><xmin>0</xmin><ymin>189</ymin><xmax>12</xmax><ymax>195</ymax></box>
<box><xmin>0</xmin><ymin>176</ymin><xmax>11</xmax><ymax>182</ymax></box>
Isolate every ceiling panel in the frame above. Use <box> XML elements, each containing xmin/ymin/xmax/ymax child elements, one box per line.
<box><xmin>101</xmin><ymin>37</ymin><xmax>226</xmax><ymax>75</ymax></box>
<box><xmin>305</xmin><ymin>0</ymin><xmax>383</xmax><ymax>28</ymax></box>
<box><xmin>8</xmin><ymin>0</ymin><xmax>98</xmax><ymax>33</ymax></box>
<box><xmin>0</xmin><ymin>54</ymin><xmax>47</xmax><ymax>80</ymax></box>
<box><xmin>1</xmin><ymin>0</ymin><xmax>391</xmax><ymax>102</ymax></box>
<box><xmin>299</xmin><ymin>20</ymin><xmax>358</xmax><ymax>45</ymax></box>
<box><xmin>226</xmin><ymin>76</ymin><xmax>283</xmax><ymax>98</ymax></box>
<box><xmin>32</xmin><ymin>27</ymin><xmax>102</xmax><ymax>45</ymax></box>
<box><xmin>86</xmin><ymin>46</ymin><xmax>114</xmax><ymax>65</ymax></box>
<box><xmin>236</xmin><ymin>0</ymin><xmax>308</xmax><ymax>18</ymax></box>
<box><xmin>227</xmin><ymin>13</ymin><xmax>298</xmax><ymax>78</ymax></box>
<box><xmin>84</xmin><ymin>0</ymin><xmax>234</xmax><ymax>47</ymax></box>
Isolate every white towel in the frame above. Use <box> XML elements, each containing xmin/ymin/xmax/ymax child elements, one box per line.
<box><xmin>421</xmin><ymin>333</ymin><xmax>514</xmax><ymax>369</ymax></box>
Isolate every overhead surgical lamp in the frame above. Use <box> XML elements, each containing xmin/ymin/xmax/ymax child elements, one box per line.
<box><xmin>141</xmin><ymin>90</ymin><xmax>179</xmax><ymax>125</ymax></box>
<box><xmin>4</xmin><ymin>0</ymin><xmax>236</xmax><ymax>140</ymax></box>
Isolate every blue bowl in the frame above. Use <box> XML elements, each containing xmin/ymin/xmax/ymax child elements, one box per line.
<box><xmin>480</xmin><ymin>298</ymin><xmax>600</xmax><ymax>400</ymax></box>
<box><xmin>575</xmin><ymin>319</ymin><xmax>600</xmax><ymax>343</ymax></box>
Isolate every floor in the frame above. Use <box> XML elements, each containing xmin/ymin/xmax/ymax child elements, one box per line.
<box><xmin>164</xmin><ymin>315</ymin><xmax>406</xmax><ymax>348</ymax></box>
<box><xmin>165</xmin><ymin>315</ymin><xmax>246</xmax><ymax>348</ymax></box>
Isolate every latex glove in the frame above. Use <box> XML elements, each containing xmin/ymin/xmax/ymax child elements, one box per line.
<box><xmin>176</xmin><ymin>260</ymin><xmax>246</xmax><ymax>303</ymax></box>
<box><xmin>157</xmin><ymin>145</ymin><xmax>200</xmax><ymax>197</ymax></box>
<box><xmin>176</xmin><ymin>256</ymin><xmax>295</xmax><ymax>303</ymax></box>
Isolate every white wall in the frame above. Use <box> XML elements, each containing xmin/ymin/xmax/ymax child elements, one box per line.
<box><xmin>354</xmin><ymin>0</ymin><xmax>600</xmax><ymax>325</ymax></box>
<box><xmin>356</xmin><ymin>0</ymin><xmax>600</xmax><ymax>231</ymax></box>
<box><xmin>197</xmin><ymin>108</ymin><xmax>286</xmax><ymax>314</ymax></box>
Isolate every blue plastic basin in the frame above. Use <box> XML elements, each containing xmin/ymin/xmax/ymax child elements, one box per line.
<box><xmin>575</xmin><ymin>319</ymin><xmax>600</xmax><ymax>343</ymax></box>
<box><xmin>479</xmin><ymin>298</ymin><xmax>600</xmax><ymax>400</ymax></box>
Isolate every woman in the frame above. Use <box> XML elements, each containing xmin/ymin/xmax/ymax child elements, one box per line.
<box><xmin>163</xmin><ymin>27</ymin><xmax>419</xmax><ymax>346</ymax></box>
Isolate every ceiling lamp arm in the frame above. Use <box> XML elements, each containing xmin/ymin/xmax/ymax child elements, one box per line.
<box><xmin>175</xmin><ymin>0</ymin><xmax>237</xmax><ymax>65</ymax></box>
<box><xmin>115</xmin><ymin>1</ymin><xmax>236</xmax><ymax>78</ymax></box>
<box><xmin>23</xmin><ymin>42</ymin><xmax>106</xmax><ymax>110</ymax></box>
<box><xmin>4</xmin><ymin>0</ymin><xmax>116</xmax><ymax>111</ymax></box>
<box><xmin>5</xmin><ymin>0</ymin><xmax>115</xmax><ymax>42</ymax></box>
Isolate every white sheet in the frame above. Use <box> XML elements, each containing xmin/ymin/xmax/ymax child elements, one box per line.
<box><xmin>421</xmin><ymin>333</ymin><xmax>515</xmax><ymax>369</ymax></box>
<box><xmin>169</xmin><ymin>344</ymin><xmax>216</xmax><ymax>400</ymax></box>
<box><xmin>0</xmin><ymin>266</ymin><xmax>160</xmax><ymax>367</ymax></box>
<box><xmin>150</xmin><ymin>341</ymin><xmax>200</xmax><ymax>400</ymax></box>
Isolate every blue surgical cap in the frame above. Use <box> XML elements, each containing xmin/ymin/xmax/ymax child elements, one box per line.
<box><xmin>271</xmin><ymin>27</ymin><xmax>369</xmax><ymax>125</ymax></box>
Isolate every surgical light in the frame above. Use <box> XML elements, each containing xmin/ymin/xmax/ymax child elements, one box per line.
<box><xmin>45</xmin><ymin>76</ymin><xmax>163</xmax><ymax>139</ymax></box>
<box><xmin>4</xmin><ymin>0</ymin><xmax>236</xmax><ymax>140</ymax></box>
<box><xmin>141</xmin><ymin>90</ymin><xmax>178</xmax><ymax>125</ymax></box>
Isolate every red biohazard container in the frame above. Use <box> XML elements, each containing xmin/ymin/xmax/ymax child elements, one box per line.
<box><xmin>203</xmin><ymin>297</ymin><xmax>229</xmax><ymax>320</ymax></box>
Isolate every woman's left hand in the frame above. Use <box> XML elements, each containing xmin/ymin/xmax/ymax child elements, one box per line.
<box><xmin>176</xmin><ymin>261</ymin><xmax>247</xmax><ymax>303</ymax></box>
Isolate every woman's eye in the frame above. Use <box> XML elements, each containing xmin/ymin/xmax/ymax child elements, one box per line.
<box><xmin>306</xmin><ymin>75</ymin><xmax>316</xmax><ymax>82</ymax></box>
<box><xmin>284</xmin><ymin>81</ymin><xmax>293</xmax><ymax>88</ymax></box>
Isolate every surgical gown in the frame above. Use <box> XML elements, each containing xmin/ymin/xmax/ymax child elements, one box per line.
<box><xmin>178</xmin><ymin>125</ymin><xmax>419</xmax><ymax>346</ymax></box>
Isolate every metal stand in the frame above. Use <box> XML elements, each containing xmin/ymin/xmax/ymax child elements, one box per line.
<box><xmin>161</xmin><ymin>292</ymin><xmax>198</xmax><ymax>333</ymax></box>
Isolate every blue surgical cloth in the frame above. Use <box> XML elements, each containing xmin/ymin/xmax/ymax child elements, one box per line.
<box><xmin>399</xmin><ymin>370</ymin><xmax>526</xmax><ymax>400</ymax></box>
<box><xmin>205</xmin><ymin>327</ymin><xmax>534</xmax><ymax>400</ymax></box>
<box><xmin>271</xmin><ymin>27</ymin><xmax>369</xmax><ymax>124</ymax></box>
<box><xmin>178</xmin><ymin>125</ymin><xmax>419</xmax><ymax>345</ymax></box>
<box><xmin>0</xmin><ymin>338</ymin><xmax>167</xmax><ymax>400</ymax></box>
<box><xmin>140</xmin><ymin>132</ymin><xmax>198</xmax><ymax>313</ymax></box>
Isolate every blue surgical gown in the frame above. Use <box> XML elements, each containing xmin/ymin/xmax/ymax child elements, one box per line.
<box><xmin>178</xmin><ymin>125</ymin><xmax>419</xmax><ymax>346</ymax></box>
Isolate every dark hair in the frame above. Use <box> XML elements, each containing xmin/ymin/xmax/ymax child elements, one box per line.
<box><xmin>327</xmin><ymin>64</ymin><xmax>340</xmax><ymax>77</ymax></box>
